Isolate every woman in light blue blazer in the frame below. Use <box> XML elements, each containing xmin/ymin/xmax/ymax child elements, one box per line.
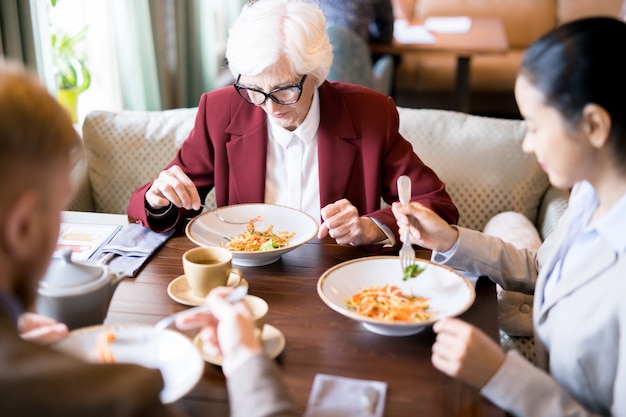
<box><xmin>392</xmin><ymin>17</ymin><xmax>626</xmax><ymax>417</ymax></box>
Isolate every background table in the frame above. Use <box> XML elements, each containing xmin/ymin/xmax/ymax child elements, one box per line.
<box><xmin>370</xmin><ymin>18</ymin><xmax>509</xmax><ymax>112</ymax></box>
<box><xmin>104</xmin><ymin>227</ymin><xmax>504</xmax><ymax>417</ymax></box>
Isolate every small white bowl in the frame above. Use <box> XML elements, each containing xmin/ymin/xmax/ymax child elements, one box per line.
<box><xmin>317</xmin><ymin>256</ymin><xmax>475</xmax><ymax>336</ymax></box>
<box><xmin>186</xmin><ymin>203</ymin><xmax>319</xmax><ymax>267</ymax></box>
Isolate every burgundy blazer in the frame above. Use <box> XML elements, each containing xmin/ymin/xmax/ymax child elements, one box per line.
<box><xmin>128</xmin><ymin>81</ymin><xmax>457</xmax><ymax>249</ymax></box>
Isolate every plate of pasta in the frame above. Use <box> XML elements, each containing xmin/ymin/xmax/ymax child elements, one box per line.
<box><xmin>52</xmin><ymin>324</ymin><xmax>204</xmax><ymax>403</ymax></box>
<box><xmin>186</xmin><ymin>203</ymin><xmax>319</xmax><ymax>266</ymax></box>
<box><xmin>317</xmin><ymin>256</ymin><xmax>475</xmax><ymax>336</ymax></box>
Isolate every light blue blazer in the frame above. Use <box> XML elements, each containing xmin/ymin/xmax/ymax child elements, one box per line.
<box><xmin>438</xmin><ymin>184</ymin><xmax>626</xmax><ymax>416</ymax></box>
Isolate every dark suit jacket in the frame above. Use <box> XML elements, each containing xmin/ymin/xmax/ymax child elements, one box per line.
<box><xmin>0</xmin><ymin>310</ymin><xmax>299</xmax><ymax>417</ymax></box>
<box><xmin>0</xmin><ymin>312</ymin><xmax>175</xmax><ymax>417</ymax></box>
<box><xmin>128</xmin><ymin>81</ymin><xmax>457</xmax><ymax>248</ymax></box>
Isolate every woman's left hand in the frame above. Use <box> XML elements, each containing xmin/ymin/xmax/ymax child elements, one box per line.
<box><xmin>18</xmin><ymin>312</ymin><xmax>68</xmax><ymax>345</ymax></box>
<box><xmin>431</xmin><ymin>317</ymin><xmax>505</xmax><ymax>389</ymax></box>
<box><xmin>318</xmin><ymin>199</ymin><xmax>384</xmax><ymax>245</ymax></box>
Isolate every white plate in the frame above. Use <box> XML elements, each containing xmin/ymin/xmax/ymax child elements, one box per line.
<box><xmin>167</xmin><ymin>273</ymin><xmax>249</xmax><ymax>307</ymax></box>
<box><xmin>317</xmin><ymin>256</ymin><xmax>475</xmax><ymax>336</ymax></box>
<box><xmin>193</xmin><ymin>324</ymin><xmax>286</xmax><ymax>366</ymax></box>
<box><xmin>53</xmin><ymin>324</ymin><xmax>204</xmax><ymax>403</ymax></box>
<box><xmin>186</xmin><ymin>203</ymin><xmax>319</xmax><ymax>267</ymax></box>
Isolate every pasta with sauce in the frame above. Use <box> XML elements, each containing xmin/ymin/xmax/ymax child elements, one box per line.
<box><xmin>97</xmin><ymin>331</ymin><xmax>116</xmax><ymax>363</ymax></box>
<box><xmin>221</xmin><ymin>216</ymin><xmax>295</xmax><ymax>252</ymax></box>
<box><xmin>345</xmin><ymin>284</ymin><xmax>434</xmax><ymax>322</ymax></box>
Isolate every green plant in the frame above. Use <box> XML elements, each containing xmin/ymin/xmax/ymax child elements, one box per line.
<box><xmin>49</xmin><ymin>0</ymin><xmax>91</xmax><ymax>122</ymax></box>
<box><xmin>51</xmin><ymin>26</ymin><xmax>91</xmax><ymax>93</ymax></box>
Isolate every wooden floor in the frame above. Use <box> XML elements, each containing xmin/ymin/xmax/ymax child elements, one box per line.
<box><xmin>393</xmin><ymin>89</ymin><xmax>521</xmax><ymax>120</ymax></box>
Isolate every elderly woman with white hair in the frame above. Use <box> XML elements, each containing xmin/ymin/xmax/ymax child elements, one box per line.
<box><xmin>128</xmin><ymin>0</ymin><xmax>457</xmax><ymax>251</ymax></box>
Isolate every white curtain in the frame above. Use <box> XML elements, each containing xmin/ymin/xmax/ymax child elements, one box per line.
<box><xmin>2</xmin><ymin>0</ymin><xmax>246</xmax><ymax>113</ymax></box>
<box><xmin>111</xmin><ymin>0</ymin><xmax>162</xmax><ymax>110</ymax></box>
<box><xmin>114</xmin><ymin>0</ymin><xmax>247</xmax><ymax>110</ymax></box>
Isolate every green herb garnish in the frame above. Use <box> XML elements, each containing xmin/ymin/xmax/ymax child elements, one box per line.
<box><xmin>402</xmin><ymin>264</ymin><xmax>426</xmax><ymax>281</ymax></box>
<box><xmin>259</xmin><ymin>240</ymin><xmax>279</xmax><ymax>251</ymax></box>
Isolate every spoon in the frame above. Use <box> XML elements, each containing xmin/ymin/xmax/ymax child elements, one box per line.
<box><xmin>112</xmin><ymin>285</ymin><xmax>248</xmax><ymax>344</ymax></box>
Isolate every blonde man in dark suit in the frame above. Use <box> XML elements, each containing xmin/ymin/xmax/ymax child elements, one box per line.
<box><xmin>0</xmin><ymin>62</ymin><xmax>298</xmax><ymax>417</ymax></box>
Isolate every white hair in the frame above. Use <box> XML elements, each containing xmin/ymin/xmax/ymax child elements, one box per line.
<box><xmin>226</xmin><ymin>0</ymin><xmax>333</xmax><ymax>85</ymax></box>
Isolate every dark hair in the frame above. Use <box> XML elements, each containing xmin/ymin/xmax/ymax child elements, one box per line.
<box><xmin>520</xmin><ymin>17</ymin><xmax>626</xmax><ymax>164</ymax></box>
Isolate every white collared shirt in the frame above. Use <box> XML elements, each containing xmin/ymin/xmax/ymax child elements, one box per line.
<box><xmin>263</xmin><ymin>89</ymin><xmax>394</xmax><ymax>245</ymax></box>
<box><xmin>265</xmin><ymin>88</ymin><xmax>321</xmax><ymax>223</ymax></box>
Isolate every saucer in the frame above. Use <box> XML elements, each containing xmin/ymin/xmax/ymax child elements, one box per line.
<box><xmin>193</xmin><ymin>324</ymin><xmax>286</xmax><ymax>366</ymax></box>
<box><xmin>167</xmin><ymin>273</ymin><xmax>248</xmax><ymax>306</ymax></box>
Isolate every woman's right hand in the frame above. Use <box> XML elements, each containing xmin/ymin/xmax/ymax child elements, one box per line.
<box><xmin>391</xmin><ymin>201</ymin><xmax>459</xmax><ymax>253</ymax></box>
<box><xmin>145</xmin><ymin>165</ymin><xmax>201</xmax><ymax>210</ymax></box>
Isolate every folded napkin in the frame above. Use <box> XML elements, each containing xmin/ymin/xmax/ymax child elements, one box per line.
<box><xmin>304</xmin><ymin>374</ymin><xmax>387</xmax><ymax>417</ymax></box>
<box><xmin>423</xmin><ymin>16</ymin><xmax>472</xmax><ymax>34</ymax></box>
<box><xmin>393</xmin><ymin>19</ymin><xmax>435</xmax><ymax>44</ymax></box>
<box><xmin>95</xmin><ymin>224</ymin><xmax>174</xmax><ymax>277</ymax></box>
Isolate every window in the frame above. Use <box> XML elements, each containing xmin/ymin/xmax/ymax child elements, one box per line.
<box><xmin>46</xmin><ymin>0</ymin><xmax>122</xmax><ymax>124</ymax></box>
<box><xmin>38</xmin><ymin>0</ymin><xmax>244</xmax><ymax>125</ymax></box>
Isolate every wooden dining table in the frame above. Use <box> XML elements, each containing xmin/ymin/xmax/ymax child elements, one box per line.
<box><xmin>102</xmin><ymin>221</ymin><xmax>505</xmax><ymax>417</ymax></box>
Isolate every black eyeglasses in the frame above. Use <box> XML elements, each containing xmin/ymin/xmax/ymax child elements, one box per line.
<box><xmin>234</xmin><ymin>74</ymin><xmax>307</xmax><ymax>105</ymax></box>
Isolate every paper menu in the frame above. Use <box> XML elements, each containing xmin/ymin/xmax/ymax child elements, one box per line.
<box><xmin>54</xmin><ymin>223</ymin><xmax>122</xmax><ymax>261</ymax></box>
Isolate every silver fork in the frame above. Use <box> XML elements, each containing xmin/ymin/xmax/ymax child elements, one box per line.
<box><xmin>190</xmin><ymin>204</ymin><xmax>250</xmax><ymax>225</ymax></box>
<box><xmin>195</xmin><ymin>203</ymin><xmax>256</xmax><ymax>225</ymax></box>
<box><xmin>397</xmin><ymin>175</ymin><xmax>415</xmax><ymax>271</ymax></box>
<box><xmin>213</xmin><ymin>209</ymin><xmax>253</xmax><ymax>225</ymax></box>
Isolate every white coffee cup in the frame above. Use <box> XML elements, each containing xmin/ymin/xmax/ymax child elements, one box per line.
<box><xmin>243</xmin><ymin>295</ymin><xmax>269</xmax><ymax>331</ymax></box>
